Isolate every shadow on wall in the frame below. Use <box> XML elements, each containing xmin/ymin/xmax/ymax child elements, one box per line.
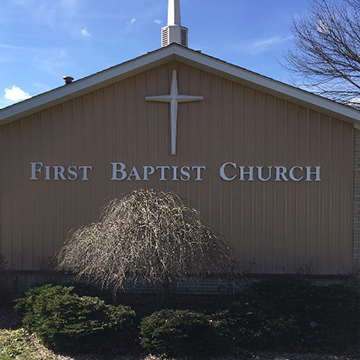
<box><xmin>0</xmin><ymin>254</ymin><xmax>11</xmax><ymax>305</ymax></box>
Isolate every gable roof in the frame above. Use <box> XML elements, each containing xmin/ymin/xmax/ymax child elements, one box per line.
<box><xmin>1</xmin><ymin>44</ymin><xmax>359</xmax><ymax>125</ymax></box>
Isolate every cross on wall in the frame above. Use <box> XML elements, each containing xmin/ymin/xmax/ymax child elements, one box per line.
<box><xmin>145</xmin><ymin>70</ymin><xmax>204</xmax><ymax>155</ymax></box>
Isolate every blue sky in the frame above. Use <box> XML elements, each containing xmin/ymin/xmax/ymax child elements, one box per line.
<box><xmin>0</xmin><ymin>0</ymin><xmax>312</xmax><ymax>109</ymax></box>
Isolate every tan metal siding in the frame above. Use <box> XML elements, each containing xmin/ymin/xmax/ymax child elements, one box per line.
<box><xmin>354</xmin><ymin>129</ymin><xmax>360</xmax><ymax>267</ymax></box>
<box><xmin>0</xmin><ymin>61</ymin><xmax>354</xmax><ymax>274</ymax></box>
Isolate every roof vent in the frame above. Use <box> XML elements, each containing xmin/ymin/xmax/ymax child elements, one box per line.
<box><xmin>161</xmin><ymin>0</ymin><xmax>188</xmax><ymax>47</ymax></box>
<box><xmin>63</xmin><ymin>76</ymin><xmax>74</xmax><ymax>85</ymax></box>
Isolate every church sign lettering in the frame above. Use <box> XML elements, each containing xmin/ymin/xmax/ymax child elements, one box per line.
<box><xmin>30</xmin><ymin>162</ymin><xmax>321</xmax><ymax>182</ymax></box>
<box><xmin>28</xmin><ymin>69</ymin><xmax>322</xmax><ymax>184</ymax></box>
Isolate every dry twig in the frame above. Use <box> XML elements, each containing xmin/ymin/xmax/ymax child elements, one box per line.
<box><xmin>57</xmin><ymin>189</ymin><xmax>240</xmax><ymax>291</ymax></box>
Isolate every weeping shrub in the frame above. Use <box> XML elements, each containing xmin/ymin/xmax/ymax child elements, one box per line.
<box><xmin>57</xmin><ymin>189</ymin><xmax>240</xmax><ymax>292</ymax></box>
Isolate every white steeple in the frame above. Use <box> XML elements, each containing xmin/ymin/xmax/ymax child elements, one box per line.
<box><xmin>168</xmin><ymin>0</ymin><xmax>181</xmax><ymax>25</ymax></box>
<box><xmin>161</xmin><ymin>0</ymin><xmax>188</xmax><ymax>47</ymax></box>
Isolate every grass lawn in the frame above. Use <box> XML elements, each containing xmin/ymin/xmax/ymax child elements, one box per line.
<box><xmin>0</xmin><ymin>328</ymin><xmax>85</xmax><ymax>360</ymax></box>
<box><xmin>1</xmin><ymin>327</ymin><xmax>360</xmax><ymax>360</ymax></box>
<box><xmin>0</xmin><ymin>329</ymin><xmax>36</xmax><ymax>360</ymax></box>
<box><xmin>0</xmin><ymin>327</ymin><xmax>163</xmax><ymax>360</ymax></box>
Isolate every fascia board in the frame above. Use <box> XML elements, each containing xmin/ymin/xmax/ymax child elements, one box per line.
<box><xmin>1</xmin><ymin>44</ymin><xmax>359</xmax><ymax>125</ymax></box>
<box><xmin>169</xmin><ymin>47</ymin><xmax>360</xmax><ymax>124</ymax></box>
<box><xmin>0</xmin><ymin>47</ymin><xmax>178</xmax><ymax>125</ymax></box>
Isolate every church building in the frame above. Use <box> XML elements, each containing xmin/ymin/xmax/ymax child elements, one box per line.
<box><xmin>1</xmin><ymin>0</ymin><xmax>360</xmax><ymax>282</ymax></box>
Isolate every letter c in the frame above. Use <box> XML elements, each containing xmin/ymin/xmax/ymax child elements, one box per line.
<box><xmin>220</xmin><ymin>162</ymin><xmax>237</xmax><ymax>181</ymax></box>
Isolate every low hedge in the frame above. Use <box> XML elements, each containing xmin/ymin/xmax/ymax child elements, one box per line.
<box><xmin>140</xmin><ymin>309</ymin><xmax>224</xmax><ymax>357</ymax></box>
<box><xmin>14</xmin><ymin>284</ymin><xmax>136</xmax><ymax>353</ymax></box>
<box><xmin>212</xmin><ymin>296</ymin><xmax>298</xmax><ymax>351</ymax></box>
<box><xmin>251</xmin><ymin>279</ymin><xmax>360</xmax><ymax>350</ymax></box>
<box><xmin>211</xmin><ymin>280</ymin><xmax>360</xmax><ymax>353</ymax></box>
<box><xmin>13</xmin><ymin>280</ymin><xmax>360</xmax><ymax>355</ymax></box>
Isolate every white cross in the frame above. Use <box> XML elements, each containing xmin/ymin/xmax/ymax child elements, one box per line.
<box><xmin>146</xmin><ymin>70</ymin><xmax>203</xmax><ymax>155</ymax></box>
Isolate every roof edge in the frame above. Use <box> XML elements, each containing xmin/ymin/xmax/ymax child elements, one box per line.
<box><xmin>170</xmin><ymin>47</ymin><xmax>360</xmax><ymax>123</ymax></box>
<box><xmin>0</xmin><ymin>44</ymin><xmax>359</xmax><ymax>125</ymax></box>
<box><xmin>0</xmin><ymin>46</ymin><xmax>178</xmax><ymax>125</ymax></box>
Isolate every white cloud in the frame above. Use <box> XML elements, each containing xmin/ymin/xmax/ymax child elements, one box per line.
<box><xmin>0</xmin><ymin>44</ymin><xmax>23</xmax><ymax>50</ymax></box>
<box><xmin>0</xmin><ymin>56</ymin><xmax>11</xmax><ymax>63</ymax></box>
<box><xmin>154</xmin><ymin>19</ymin><xmax>162</xmax><ymax>25</ymax></box>
<box><xmin>36</xmin><ymin>4</ymin><xmax>57</xmax><ymax>30</ymax></box>
<box><xmin>33</xmin><ymin>83</ymin><xmax>51</xmax><ymax>93</ymax></box>
<box><xmin>11</xmin><ymin>0</ymin><xmax>26</xmax><ymax>5</ymax></box>
<box><xmin>81</xmin><ymin>28</ymin><xmax>91</xmax><ymax>37</ymax></box>
<box><xmin>128</xmin><ymin>18</ymin><xmax>136</xmax><ymax>25</ymax></box>
<box><xmin>32</xmin><ymin>48</ymin><xmax>67</xmax><ymax>76</ymax></box>
<box><xmin>248</xmin><ymin>36</ymin><xmax>293</xmax><ymax>54</ymax></box>
<box><xmin>36</xmin><ymin>0</ymin><xmax>81</xmax><ymax>27</ymax></box>
<box><xmin>61</xmin><ymin>0</ymin><xmax>80</xmax><ymax>10</ymax></box>
<box><xmin>4</xmin><ymin>86</ymin><xmax>31</xmax><ymax>101</ymax></box>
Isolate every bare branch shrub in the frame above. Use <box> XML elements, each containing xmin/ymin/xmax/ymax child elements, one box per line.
<box><xmin>284</xmin><ymin>0</ymin><xmax>360</xmax><ymax>107</ymax></box>
<box><xmin>57</xmin><ymin>189</ymin><xmax>240</xmax><ymax>290</ymax></box>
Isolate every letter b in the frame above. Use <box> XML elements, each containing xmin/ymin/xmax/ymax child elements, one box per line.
<box><xmin>111</xmin><ymin>162</ymin><xmax>127</xmax><ymax>181</ymax></box>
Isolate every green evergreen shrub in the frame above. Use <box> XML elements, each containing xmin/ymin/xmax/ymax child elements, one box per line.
<box><xmin>211</xmin><ymin>280</ymin><xmax>360</xmax><ymax>353</ymax></box>
<box><xmin>139</xmin><ymin>309</ymin><xmax>224</xmax><ymax>357</ymax></box>
<box><xmin>14</xmin><ymin>284</ymin><xmax>136</xmax><ymax>353</ymax></box>
<box><xmin>212</xmin><ymin>296</ymin><xmax>298</xmax><ymax>351</ymax></box>
<box><xmin>251</xmin><ymin>279</ymin><xmax>360</xmax><ymax>350</ymax></box>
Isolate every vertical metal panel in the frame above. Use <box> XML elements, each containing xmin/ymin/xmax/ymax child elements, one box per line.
<box><xmin>0</xmin><ymin>61</ymin><xmax>354</xmax><ymax>274</ymax></box>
